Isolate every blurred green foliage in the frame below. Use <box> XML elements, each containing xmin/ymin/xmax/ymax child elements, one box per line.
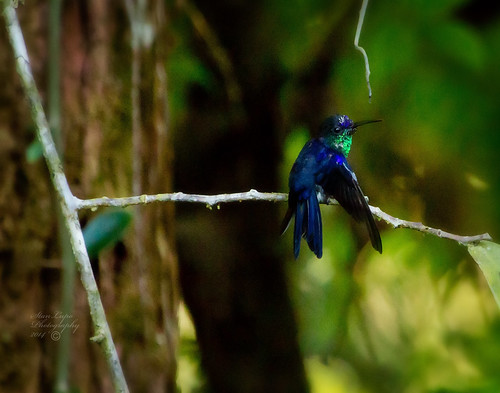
<box><xmin>469</xmin><ymin>241</ymin><xmax>500</xmax><ymax>308</ymax></box>
<box><xmin>83</xmin><ymin>209</ymin><xmax>132</xmax><ymax>259</ymax></box>
<box><xmin>25</xmin><ymin>139</ymin><xmax>43</xmax><ymax>163</ymax></box>
<box><xmin>170</xmin><ymin>0</ymin><xmax>500</xmax><ymax>391</ymax></box>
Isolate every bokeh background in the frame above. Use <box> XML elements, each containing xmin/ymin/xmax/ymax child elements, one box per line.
<box><xmin>1</xmin><ymin>0</ymin><xmax>500</xmax><ymax>392</ymax></box>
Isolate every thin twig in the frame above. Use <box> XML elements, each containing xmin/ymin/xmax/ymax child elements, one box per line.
<box><xmin>2</xmin><ymin>5</ymin><xmax>129</xmax><ymax>393</ymax></box>
<box><xmin>75</xmin><ymin>190</ymin><xmax>492</xmax><ymax>246</ymax></box>
<box><xmin>75</xmin><ymin>189</ymin><xmax>287</xmax><ymax>209</ymax></box>
<box><xmin>369</xmin><ymin>206</ymin><xmax>491</xmax><ymax>245</ymax></box>
<box><xmin>354</xmin><ymin>0</ymin><xmax>372</xmax><ymax>100</ymax></box>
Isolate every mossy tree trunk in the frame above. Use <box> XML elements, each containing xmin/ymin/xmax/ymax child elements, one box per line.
<box><xmin>0</xmin><ymin>1</ymin><xmax>178</xmax><ymax>392</ymax></box>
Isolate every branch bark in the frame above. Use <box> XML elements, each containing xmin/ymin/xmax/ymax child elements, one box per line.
<box><xmin>75</xmin><ymin>190</ymin><xmax>492</xmax><ymax>246</ymax></box>
<box><xmin>2</xmin><ymin>4</ymin><xmax>129</xmax><ymax>393</ymax></box>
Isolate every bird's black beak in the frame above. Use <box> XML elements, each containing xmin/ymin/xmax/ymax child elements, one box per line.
<box><xmin>350</xmin><ymin>119</ymin><xmax>382</xmax><ymax>135</ymax></box>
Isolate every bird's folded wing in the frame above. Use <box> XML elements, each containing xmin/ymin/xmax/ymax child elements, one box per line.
<box><xmin>322</xmin><ymin>161</ymin><xmax>382</xmax><ymax>253</ymax></box>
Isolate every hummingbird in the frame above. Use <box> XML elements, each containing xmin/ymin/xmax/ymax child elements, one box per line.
<box><xmin>281</xmin><ymin>114</ymin><xmax>382</xmax><ymax>259</ymax></box>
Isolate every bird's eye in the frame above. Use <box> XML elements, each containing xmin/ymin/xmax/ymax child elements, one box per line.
<box><xmin>334</xmin><ymin>127</ymin><xmax>341</xmax><ymax>134</ymax></box>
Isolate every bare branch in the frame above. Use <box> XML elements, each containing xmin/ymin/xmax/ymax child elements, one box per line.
<box><xmin>75</xmin><ymin>189</ymin><xmax>287</xmax><ymax>210</ymax></box>
<box><xmin>76</xmin><ymin>190</ymin><xmax>492</xmax><ymax>246</ymax></box>
<box><xmin>370</xmin><ymin>206</ymin><xmax>492</xmax><ymax>245</ymax></box>
<box><xmin>354</xmin><ymin>0</ymin><xmax>373</xmax><ymax>100</ymax></box>
<box><xmin>2</xmin><ymin>5</ymin><xmax>129</xmax><ymax>393</ymax></box>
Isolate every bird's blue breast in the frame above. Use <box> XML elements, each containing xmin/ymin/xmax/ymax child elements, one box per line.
<box><xmin>289</xmin><ymin>139</ymin><xmax>347</xmax><ymax>197</ymax></box>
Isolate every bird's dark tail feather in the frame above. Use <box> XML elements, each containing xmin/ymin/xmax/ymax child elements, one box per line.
<box><xmin>365</xmin><ymin>209</ymin><xmax>382</xmax><ymax>254</ymax></box>
<box><xmin>292</xmin><ymin>193</ymin><xmax>322</xmax><ymax>259</ymax></box>
<box><xmin>280</xmin><ymin>206</ymin><xmax>293</xmax><ymax>235</ymax></box>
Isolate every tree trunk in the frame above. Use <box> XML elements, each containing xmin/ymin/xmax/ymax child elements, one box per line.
<box><xmin>175</xmin><ymin>1</ymin><xmax>309</xmax><ymax>391</ymax></box>
<box><xmin>0</xmin><ymin>1</ymin><xmax>179</xmax><ymax>392</ymax></box>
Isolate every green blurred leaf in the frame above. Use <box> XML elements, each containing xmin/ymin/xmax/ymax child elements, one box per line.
<box><xmin>167</xmin><ymin>48</ymin><xmax>215</xmax><ymax>117</ymax></box>
<box><xmin>281</xmin><ymin>126</ymin><xmax>310</xmax><ymax>188</ymax></box>
<box><xmin>26</xmin><ymin>140</ymin><xmax>43</xmax><ymax>163</ymax></box>
<box><xmin>408</xmin><ymin>0</ymin><xmax>469</xmax><ymax>16</ymax></box>
<box><xmin>368</xmin><ymin>21</ymin><xmax>419</xmax><ymax>84</ymax></box>
<box><xmin>283</xmin><ymin>126</ymin><xmax>310</xmax><ymax>164</ymax></box>
<box><xmin>83</xmin><ymin>209</ymin><xmax>132</xmax><ymax>258</ymax></box>
<box><xmin>429</xmin><ymin>22</ymin><xmax>485</xmax><ymax>70</ymax></box>
<box><xmin>468</xmin><ymin>241</ymin><xmax>500</xmax><ymax>309</ymax></box>
<box><xmin>272</xmin><ymin>0</ymin><xmax>348</xmax><ymax>73</ymax></box>
<box><xmin>168</xmin><ymin>50</ymin><xmax>214</xmax><ymax>89</ymax></box>
<box><xmin>305</xmin><ymin>357</ymin><xmax>362</xmax><ymax>393</ymax></box>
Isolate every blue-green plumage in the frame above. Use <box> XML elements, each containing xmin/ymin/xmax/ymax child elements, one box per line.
<box><xmin>281</xmin><ymin>114</ymin><xmax>382</xmax><ymax>259</ymax></box>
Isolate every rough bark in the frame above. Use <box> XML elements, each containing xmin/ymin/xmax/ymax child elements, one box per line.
<box><xmin>1</xmin><ymin>1</ymin><xmax>178</xmax><ymax>392</ymax></box>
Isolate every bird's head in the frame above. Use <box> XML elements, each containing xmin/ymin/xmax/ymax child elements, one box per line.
<box><xmin>320</xmin><ymin>114</ymin><xmax>381</xmax><ymax>157</ymax></box>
